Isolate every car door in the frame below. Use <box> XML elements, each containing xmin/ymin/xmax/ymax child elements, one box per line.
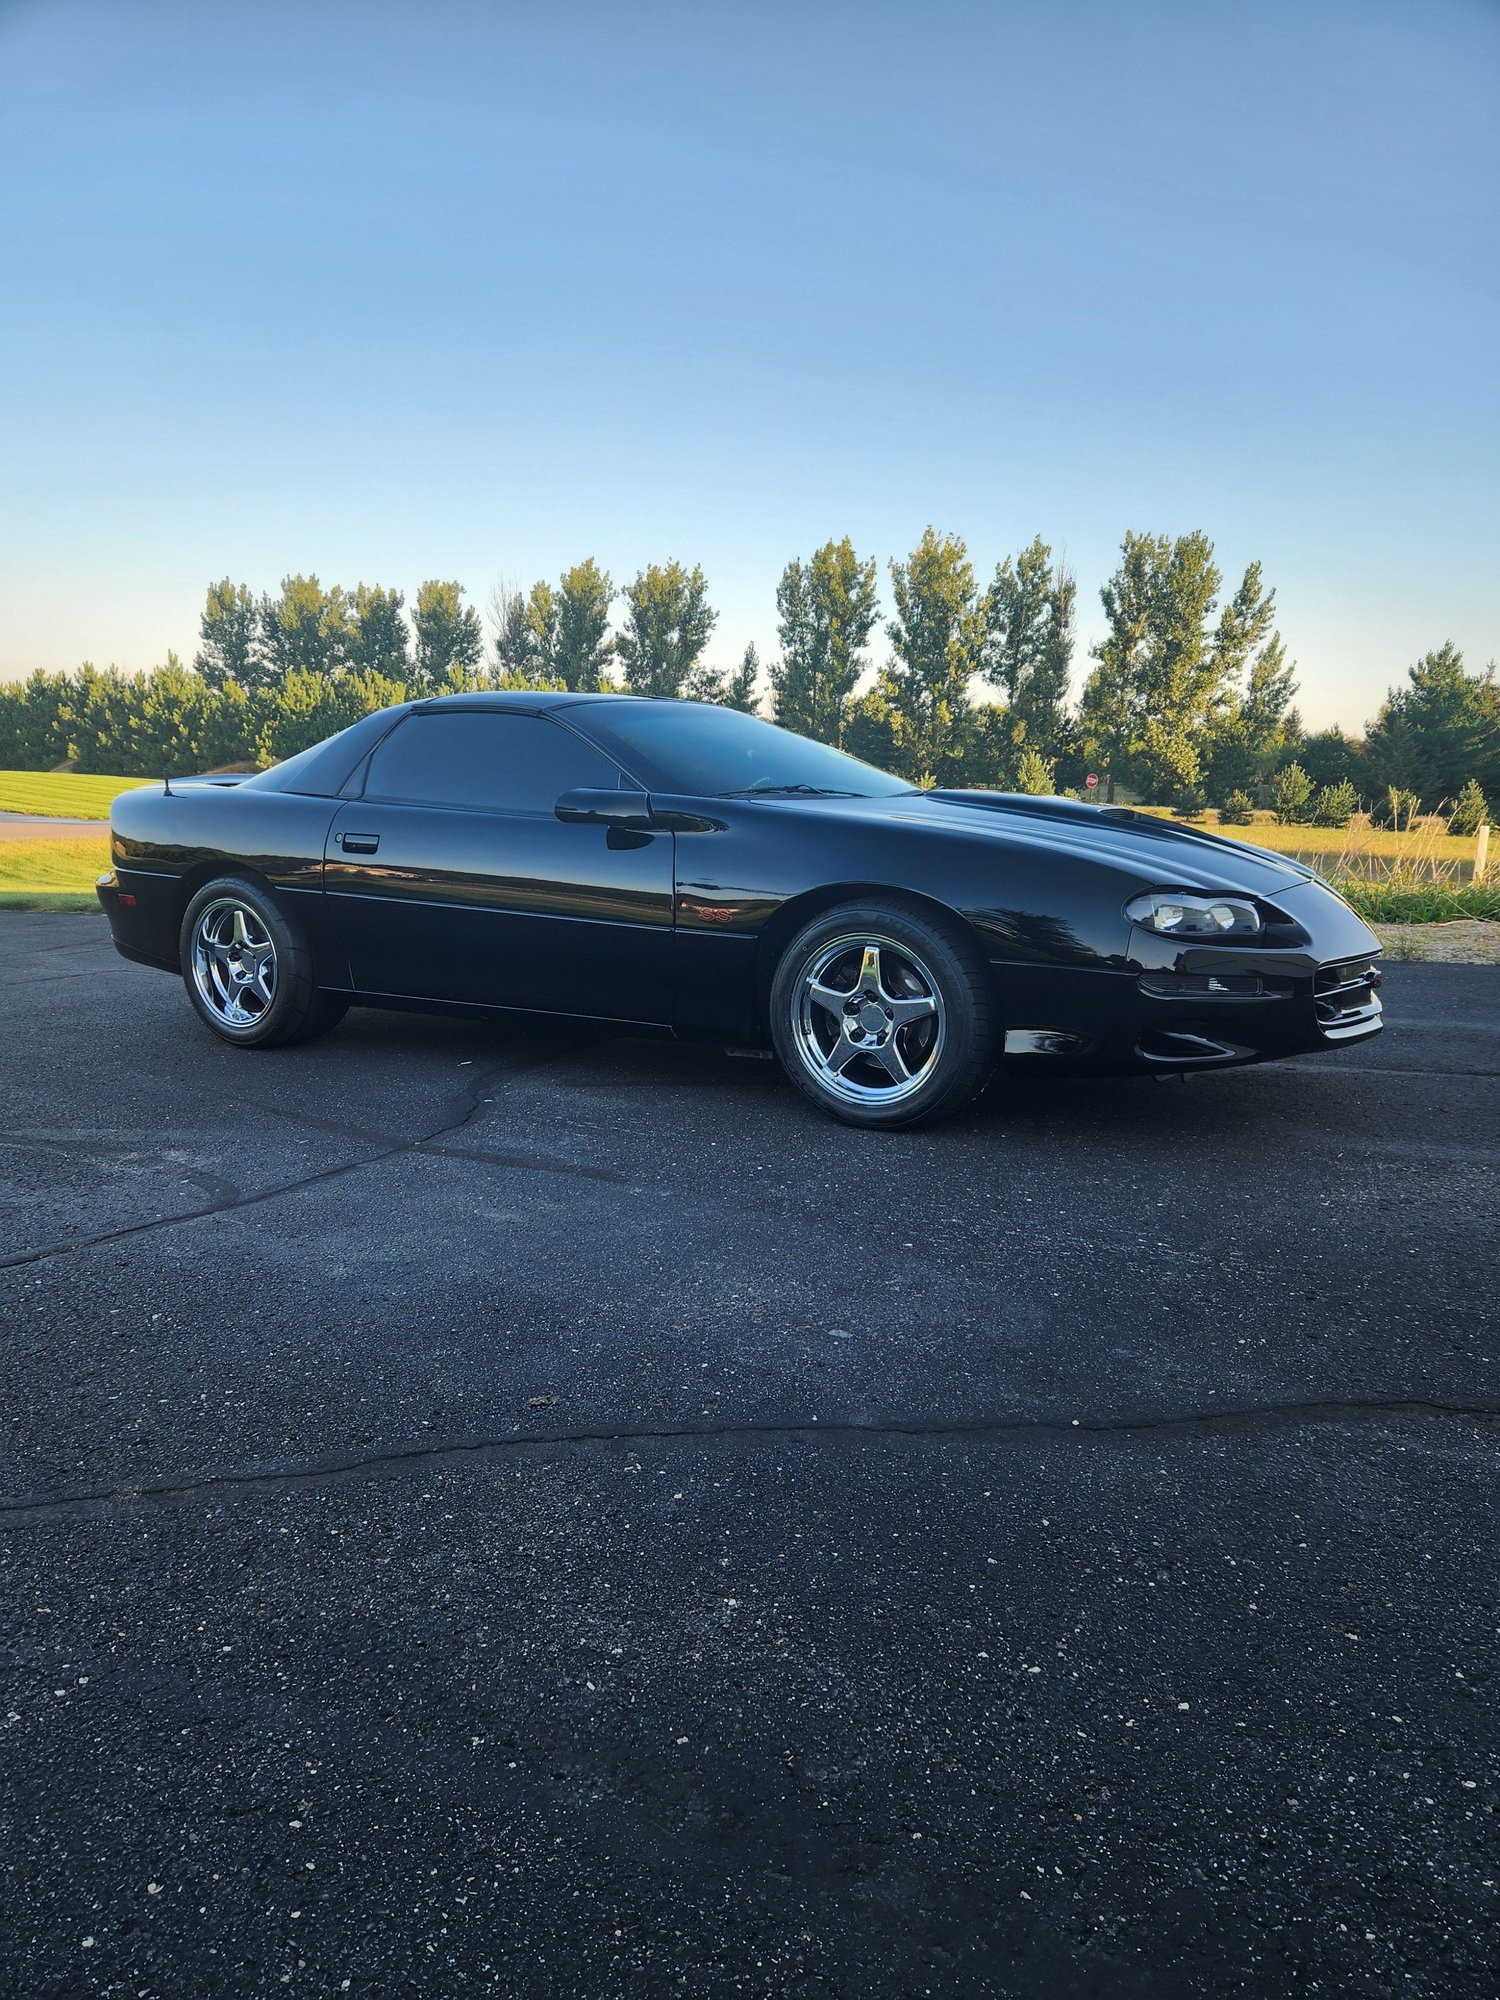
<box><xmin>322</xmin><ymin>708</ymin><xmax>676</xmax><ymax>1022</ymax></box>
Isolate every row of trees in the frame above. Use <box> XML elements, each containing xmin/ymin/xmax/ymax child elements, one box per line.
<box><xmin>0</xmin><ymin>566</ymin><xmax>759</xmax><ymax>776</ymax></box>
<box><xmin>2</xmin><ymin>537</ymin><xmax>1497</xmax><ymax>815</ymax></box>
<box><xmin>195</xmin><ymin>564</ymin><xmax>760</xmax><ymax>710</ymax></box>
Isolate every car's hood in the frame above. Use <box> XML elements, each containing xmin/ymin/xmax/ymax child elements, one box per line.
<box><xmin>730</xmin><ymin>789</ymin><xmax>1316</xmax><ymax>895</ymax></box>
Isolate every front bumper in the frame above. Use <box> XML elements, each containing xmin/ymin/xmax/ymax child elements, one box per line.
<box><xmin>997</xmin><ymin>878</ymin><xmax>1384</xmax><ymax>1074</ymax></box>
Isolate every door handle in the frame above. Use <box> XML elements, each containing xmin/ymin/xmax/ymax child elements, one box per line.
<box><xmin>338</xmin><ymin>832</ymin><xmax>380</xmax><ymax>854</ymax></box>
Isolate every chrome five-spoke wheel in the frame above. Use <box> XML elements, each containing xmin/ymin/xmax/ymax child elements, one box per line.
<box><xmin>790</xmin><ymin>933</ymin><xmax>946</xmax><ymax>1108</ymax></box>
<box><xmin>191</xmin><ymin>897</ymin><xmax>278</xmax><ymax>1031</ymax></box>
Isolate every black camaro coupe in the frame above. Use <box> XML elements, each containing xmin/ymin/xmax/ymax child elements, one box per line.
<box><xmin>99</xmin><ymin>692</ymin><xmax>1383</xmax><ymax>1127</ymax></box>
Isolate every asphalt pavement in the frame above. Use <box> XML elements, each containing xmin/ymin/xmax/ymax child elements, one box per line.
<box><xmin>1</xmin><ymin>913</ymin><xmax>1496</xmax><ymax>1998</ymax></box>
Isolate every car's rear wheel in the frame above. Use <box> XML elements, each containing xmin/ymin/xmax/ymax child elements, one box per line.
<box><xmin>179</xmin><ymin>877</ymin><xmax>347</xmax><ymax>1050</ymax></box>
<box><xmin>769</xmin><ymin>900</ymin><xmax>998</xmax><ymax>1128</ymax></box>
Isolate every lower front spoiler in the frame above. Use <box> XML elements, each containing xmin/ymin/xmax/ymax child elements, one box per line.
<box><xmin>997</xmin><ymin>954</ymin><xmax>1384</xmax><ymax>1076</ymax></box>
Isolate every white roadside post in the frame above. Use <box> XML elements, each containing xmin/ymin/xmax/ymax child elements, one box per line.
<box><xmin>1475</xmin><ymin>822</ymin><xmax>1490</xmax><ymax>886</ymax></box>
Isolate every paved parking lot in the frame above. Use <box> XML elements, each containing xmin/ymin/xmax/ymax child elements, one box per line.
<box><xmin>2</xmin><ymin>913</ymin><xmax>1496</xmax><ymax>1997</ymax></box>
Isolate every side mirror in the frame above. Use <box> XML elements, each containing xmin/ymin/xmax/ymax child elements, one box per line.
<box><xmin>555</xmin><ymin>787</ymin><xmax>657</xmax><ymax>831</ymax></box>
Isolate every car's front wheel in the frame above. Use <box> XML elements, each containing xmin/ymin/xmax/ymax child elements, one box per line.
<box><xmin>179</xmin><ymin>877</ymin><xmax>347</xmax><ymax>1050</ymax></box>
<box><xmin>769</xmin><ymin>900</ymin><xmax>998</xmax><ymax>1128</ymax></box>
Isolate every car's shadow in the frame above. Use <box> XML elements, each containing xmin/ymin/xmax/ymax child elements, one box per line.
<box><xmin>315</xmin><ymin>1001</ymin><xmax>1356</xmax><ymax>1161</ymax></box>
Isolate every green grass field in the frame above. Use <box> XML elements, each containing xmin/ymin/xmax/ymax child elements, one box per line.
<box><xmin>0</xmin><ymin>835</ymin><xmax>112</xmax><ymax>909</ymax></box>
<box><xmin>0</xmin><ymin>770</ymin><xmax>153</xmax><ymax>819</ymax></box>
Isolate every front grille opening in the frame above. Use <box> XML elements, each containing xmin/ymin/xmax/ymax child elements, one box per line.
<box><xmin>1314</xmin><ymin>958</ymin><xmax>1383</xmax><ymax>1038</ymax></box>
<box><xmin>1136</xmin><ymin>1028</ymin><xmax>1242</xmax><ymax>1063</ymax></box>
<box><xmin>1138</xmin><ymin>971</ymin><xmax>1266</xmax><ymax>999</ymax></box>
<box><xmin>1314</xmin><ymin>959</ymin><xmax>1382</xmax><ymax>1023</ymax></box>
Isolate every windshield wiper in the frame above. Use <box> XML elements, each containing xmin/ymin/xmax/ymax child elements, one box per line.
<box><xmin>717</xmin><ymin>783</ymin><xmax>864</xmax><ymax>798</ymax></box>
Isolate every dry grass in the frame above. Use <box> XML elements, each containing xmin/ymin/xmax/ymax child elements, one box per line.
<box><xmin>1138</xmin><ymin>807</ymin><xmax>1482</xmax><ymax>873</ymax></box>
<box><xmin>1298</xmin><ymin>815</ymin><xmax>1481</xmax><ymax>885</ymax></box>
<box><xmin>1135</xmin><ymin>805</ymin><xmax>1497</xmax><ymax>922</ymax></box>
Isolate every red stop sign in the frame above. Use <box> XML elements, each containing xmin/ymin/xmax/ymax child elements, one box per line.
<box><xmin>1085</xmin><ymin>773</ymin><xmax>1099</xmax><ymax>790</ymax></box>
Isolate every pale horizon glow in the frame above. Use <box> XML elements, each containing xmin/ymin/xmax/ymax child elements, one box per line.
<box><xmin>1</xmin><ymin>0</ymin><xmax>1497</xmax><ymax>733</ymax></box>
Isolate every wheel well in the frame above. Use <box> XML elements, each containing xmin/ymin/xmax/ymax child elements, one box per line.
<box><xmin>753</xmin><ymin>882</ymin><xmax>986</xmax><ymax>1019</ymax></box>
<box><xmin>175</xmin><ymin>860</ymin><xmax>274</xmax><ymax>927</ymax></box>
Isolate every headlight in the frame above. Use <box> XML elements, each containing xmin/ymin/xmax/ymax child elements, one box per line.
<box><xmin>1125</xmin><ymin>890</ymin><xmax>1262</xmax><ymax>937</ymax></box>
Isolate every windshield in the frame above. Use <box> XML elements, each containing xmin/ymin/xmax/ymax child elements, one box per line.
<box><xmin>569</xmin><ymin>700</ymin><xmax>910</xmax><ymax>799</ymax></box>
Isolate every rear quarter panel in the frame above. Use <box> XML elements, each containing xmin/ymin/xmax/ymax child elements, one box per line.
<box><xmin>109</xmin><ymin>785</ymin><xmax>343</xmax><ymax>972</ymax></box>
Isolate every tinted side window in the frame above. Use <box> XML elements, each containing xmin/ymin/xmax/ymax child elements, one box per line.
<box><xmin>244</xmin><ymin>707</ymin><xmax>407</xmax><ymax>798</ymax></box>
<box><xmin>364</xmin><ymin>713</ymin><xmax>620</xmax><ymax>813</ymax></box>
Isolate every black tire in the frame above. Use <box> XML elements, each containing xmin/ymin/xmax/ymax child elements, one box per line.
<box><xmin>179</xmin><ymin>876</ymin><xmax>348</xmax><ymax>1050</ymax></box>
<box><xmin>768</xmin><ymin>899</ymin><xmax>998</xmax><ymax>1128</ymax></box>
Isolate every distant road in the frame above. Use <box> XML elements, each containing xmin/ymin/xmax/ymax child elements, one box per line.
<box><xmin>0</xmin><ymin>812</ymin><xmax>106</xmax><ymax>840</ymax></box>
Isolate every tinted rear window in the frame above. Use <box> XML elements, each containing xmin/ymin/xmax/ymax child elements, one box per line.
<box><xmin>244</xmin><ymin>707</ymin><xmax>405</xmax><ymax>797</ymax></box>
<box><xmin>363</xmin><ymin>712</ymin><xmax>621</xmax><ymax>813</ymax></box>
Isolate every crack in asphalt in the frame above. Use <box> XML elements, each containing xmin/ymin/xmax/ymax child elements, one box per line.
<box><xmin>0</xmin><ymin>1045</ymin><xmax>590</xmax><ymax>1272</ymax></box>
<box><xmin>3</xmin><ymin>1071</ymin><xmax>1494</xmax><ymax>1274</ymax></box>
<box><xmin>0</xmin><ymin>1133</ymin><xmax>244</xmax><ymax>1208</ymax></box>
<box><xmin>228</xmin><ymin>1072</ymin><xmax>631</xmax><ymax>1181</ymax></box>
<box><xmin>3</xmin><ymin>1396</ymin><xmax>1496</xmax><ymax>1522</ymax></box>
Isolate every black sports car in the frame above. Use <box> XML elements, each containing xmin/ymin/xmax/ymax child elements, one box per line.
<box><xmin>98</xmin><ymin>692</ymin><xmax>1383</xmax><ymax>1127</ymax></box>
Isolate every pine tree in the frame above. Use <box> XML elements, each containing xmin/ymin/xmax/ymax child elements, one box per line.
<box><xmin>770</xmin><ymin>539</ymin><xmax>879</xmax><ymax>744</ymax></box>
<box><xmin>842</xmin><ymin>685</ymin><xmax>904</xmax><ymax>774</ymax></box>
<box><xmin>1300</xmin><ymin>727</ymin><xmax>1363</xmax><ymax>792</ymax></box>
<box><xmin>257</xmin><ymin>668</ymin><xmax>409</xmax><ymax>764</ymax></box>
<box><xmin>0</xmin><ymin>681</ymin><xmax>27</xmax><ymax>766</ymax></box>
<box><xmin>195</xmin><ymin>677</ymin><xmax>256</xmax><ymax>770</ymax></box>
<box><xmin>683</xmin><ymin>641</ymin><xmax>761</xmax><ymax>712</ymax></box>
<box><xmin>983</xmin><ymin>536</ymin><xmax>1074</xmax><ymax>759</ymax></box>
<box><xmin>553</xmin><ymin>560</ymin><xmax>615</xmax><ymax>691</ymax></box>
<box><xmin>1012</xmin><ymin>747</ymin><xmax>1055</xmax><ymax>795</ymax></box>
<box><xmin>882</xmin><ymin>527</ymin><xmax>985</xmax><ymax>784</ymax></box>
<box><xmin>1201</xmin><ymin>562</ymin><xmax>1298</xmax><ymax>803</ymax></box>
<box><xmin>195</xmin><ymin>580</ymin><xmax>261</xmax><ymax>691</ymax></box>
<box><xmin>1078</xmin><ymin>533</ymin><xmax>1157</xmax><ymax>800</ymax></box>
<box><xmin>66</xmin><ymin>665</ymin><xmax>131</xmax><ymax>773</ymax></box>
<box><xmin>348</xmin><ymin>585</ymin><xmax>410</xmax><ymax>682</ymax></box>
<box><xmin>1312</xmin><ymin>779</ymin><xmax>1359</xmax><ymax>827</ymax></box>
<box><xmin>724</xmin><ymin>642</ymin><xmax>760</xmax><ymax>714</ymax></box>
<box><xmin>1449</xmin><ymin>777</ymin><xmax>1490</xmax><ymax>837</ymax></box>
<box><xmin>616</xmin><ymin>562</ymin><xmax>717</xmax><ymax>697</ymax></box>
<box><xmin>412</xmin><ymin>581</ymin><xmax>484</xmax><ymax>693</ymax></box>
<box><xmin>259</xmin><ymin>576</ymin><xmax>352</xmax><ymax>684</ymax></box>
<box><xmin>1080</xmin><ymin>531</ymin><xmax>1248</xmax><ymax>801</ymax></box>
<box><xmin>8</xmin><ymin>669</ymin><xmax>75</xmax><ymax>767</ymax></box>
<box><xmin>521</xmin><ymin>581</ymin><xmax>560</xmax><ymax>684</ymax></box>
<box><xmin>1273</xmin><ymin>762</ymin><xmax>1314</xmax><ymax>823</ymax></box>
<box><xmin>1364</xmin><ymin>644</ymin><xmax>1500</xmax><ymax>804</ymax></box>
<box><xmin>489</xmin><ymin>585</ymin><xmax>533</xmax><ymax>684</ymax></box>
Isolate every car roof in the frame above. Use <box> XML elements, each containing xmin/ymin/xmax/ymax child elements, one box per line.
<box><xmin>409</xmin><ymin>690</ymin><xmax>702</xmax><ymax>715</ymax></box>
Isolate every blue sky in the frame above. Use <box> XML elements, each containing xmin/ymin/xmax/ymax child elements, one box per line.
<box><xmin>1</xmin><ymin>0</ymin><xmax>1496</xmax><ymax>729</ymax></box>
